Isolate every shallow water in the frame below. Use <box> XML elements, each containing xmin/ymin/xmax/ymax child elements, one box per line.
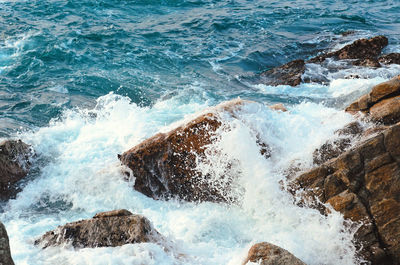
<box><xmin>1</xmin><ymin>0</ymin><xmax>400</xmax><ymax>264</ymax></box>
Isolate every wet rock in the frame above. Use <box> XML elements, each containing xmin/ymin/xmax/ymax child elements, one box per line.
<box><xmin>242</xmin><ymin>242</ymin><xmax>306</xmax><ymax>265</ymax></box>
<box><xmin>352</xmin><ymin>58</ymin><xmax>381</xmax><ymax>67</ymax></box>
<box><xmin>346</xmin><ymin>75</ymin><xmax>400</xmax><ymax>125</ymax></box>
<box><xmin>35</xmin><ymin>210</ymin><xmax>161</xmax><ymax>249</ymax></box>
<box><xmin>308</xmin><ymin>36</ymin><xmax>388</xmax><ymax>63</ymax></box>
<box><xmin>379</xmin><ymin>53</ymin><xmax>400</xmax><ymax>65</ymax></box>
<box><xmin>268</xmin><ymin>103</ymin><xmax>288</xmax><ymax>112</ymax></box>
<box><xmin>119</xmin><ymin>99</ymin><xmax>267</xmax><ymax>202</ymax></box>
<box><xmin>259</xmin><ymin>59</ymin><xmax>305</xmax><ymax>87</ymax></box>
<box><xmin>290</xmin><ymin>122</ymin><xmax>400</xmax><ymax>264</ymax></box>
<box><xmin>0</xmin><ymin>221</ymin><xmax>14</xmax><ymax>265</ymax></box>
<box><xmin>0</xmin><ymin>140</ymin><xmax>33</xmax><ymax>201</ymax></box>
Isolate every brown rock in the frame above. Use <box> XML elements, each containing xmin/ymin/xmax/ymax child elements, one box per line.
<box><xmin>369</xmin><ymin>75</ymin><xmax>400</xmax><ymax>104</ymax></box>
<box><xmin>0</xmin><ymin>221</ymin><xmax>14</xmax><ymax>265</ymax></box>
<box><xmin>369</xmin><ymin>96</ymin><xmax>400</xmax><ymax>124</ymax></box>
<box><xmin>243</xmin><ymin>242</ymin><xmax>305</xmax><ymax>265</ymax></box>
<box><xmin>0</xmin><ymin>140</ymin><xmax>33</xmax><ymax>201</ymax></box>
<box><xmin>119</xmin><ymin>99</ymin><xmax>265</xmax><ymax>202</ymax></box>
<box><xmin>379</xmin><ymin>53</ymin><xmax>400</xmax><ymax>65</ymax></box>
<box><xmin>269</xmin><ymin>103</ymin><xmax>288</xmax><ymax>112</ymax></box>
<box><xmin>353</xmin><ymin>58</ymin><xmax>381</xmax><ymax>67</ymax></box>
<box><xmin>35</xmin><ymin>210</ymin><xmax>161</xmax><ymax>249</ymax></box>
<box><xmin>260</xmin><ymin>59</ymin><xmax>305</xmax><ymax>87</ymax></box>
<box><xmin>309</xmin><ymin>36</ymin><xmax>388</xmax><ymax>63</ymax></box>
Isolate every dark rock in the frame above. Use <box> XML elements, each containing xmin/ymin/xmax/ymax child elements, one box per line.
<box><xmin>352</xmin><ymin>58</ymin><xmax>381</xmax><ymax>68</ymax></box>
<box><xmin>259</xmin><ymin>59</ymin><xmax>305</xmax><ymax>87</ymax></box>
<box><xmin>0</xmin><ymin>140</ymin><xmax>33</xmax><ymax>201</ymax></box>
<box><xmin>35</xmin><ymin>210</ymin><xmax>161</xmax><ymax>249</ymax></box>
<box><xmin>120</xmin><ymin>99</ymin><xmax>267</xmax><ymax>203</ymax></box>
<box><xmin>0</xmin><ymin>221</ymin><xmax>14</xmax><ymax>265</ymax></box>
<box><xmin>308</xmin><ymin>36</ymin><xmax>388</xmax><ymax>63</ymax></box>
<box><xmin>379</xmin><ymin>53</ymin><xmax>400</xmax><ymax>65</ymax></box>
<box><xmin>242</xmin><ymin>242</ymin><xmax>306</xmax><ymax>265</ymax></box>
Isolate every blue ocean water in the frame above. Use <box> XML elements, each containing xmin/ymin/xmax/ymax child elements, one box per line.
<box><xmin>1</xmin><ymin>1</ymin><xmax>400</xmax><ymax>264</ymax></box>
<box><xmin>1</xmin><ymin>0</ymin><xmax>399</xmax><ymax>136</ymax></box>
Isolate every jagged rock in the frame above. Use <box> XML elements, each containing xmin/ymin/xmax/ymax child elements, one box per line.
<box><xmin>0</xmin><ymin>221</ymin><xmax>14</xmax><ymax>265</ymax></box>
<box><xmin>0</xmin><ymin>140</ymin><xmax>33</xmax><ymax>201</ymax></box>
<box><xmin>313</xmin><ymin>122</ymin><xmax>364</xmax><ymax>165</ymax></box>
<box><xmin>119</xmin><ymin>99</ymin><xmax>267</xmax><ymax>203</ymax></box>
<box><xmin>259</xmin><ymin>59</ymin><xmax>305</xmax><ymax>87</ymax></box>
<box><xmin>346</xmin><ymin>75</ymin><xmax>400</xmax><ymax>125</ymax></box>
<box><xmin>35</xmin><ymin>210</ymin><xmax>161</xmax><ymax>249</ymax></box>
<box><xmin>308</xmin><ymin>36</ymin><xmax>388</xmax><ymax>63</ymax></box>
<box><xmin>379</xmin><ymin>53</ymin><xmax>400</xmax><ymax>65</ymax></box>
<box><xmin>290</xmin><ymin>122</ymin><xmax>400</xmax><ymax>264</ymax></box>
<box><xmin>242</xmin><ymin>242</ymin><xmax>306</xmax><ymax>265</ymax></box>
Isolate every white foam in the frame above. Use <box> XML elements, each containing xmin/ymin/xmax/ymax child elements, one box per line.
<box><xmin>2</xmin><ymin>91</ymin><xmax>362</xmax><ymax>265</ymax></box>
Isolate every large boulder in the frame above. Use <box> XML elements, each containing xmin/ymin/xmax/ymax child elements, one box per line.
<box><xmin>346</xmin><ymin>75</ymin><xmax>400</xmax><ymax>124</ymax></box>
<box><xmin>0</xmin><ymin>140</ymin><xmax>33</xmax><ymax>201</ymax></box>
<box><xmin>259</xmin><ymin>59</ymin><xmax>305</xmax><ymax>87</ymax></box>
<box><xmin>290</xmin><ymin>122</ymin><xmax>400</xmax><ymax>264</ymax></box>
<box><xmin>242</xmin><ymin>242</ymin><xmax>305</xmax><ymax>265</ymax></box>
<box><xmin>119</xmin><ymin>99</ymin><xmax>267</xmax><ymax>203</ymax></box>
<box><xmin>35</xmin><ymin>209</ymin><xmax>161</xmax><ymax>249</ymax></box>
<box><xmin>0</xmin><ymin>221</ymin><xmax>14</xmax><ymax>265</ymax></box>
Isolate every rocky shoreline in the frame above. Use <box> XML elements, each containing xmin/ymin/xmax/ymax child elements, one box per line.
<box><xmin>1</xmin><ymin>35</ymin><xmax>400</xmax><ymax>265</ymax></box>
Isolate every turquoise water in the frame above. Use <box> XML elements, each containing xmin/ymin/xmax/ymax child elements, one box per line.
<box><xmin>1</xmin><ymin>1</ymin><xmax>400</xmax><ymax>264</ymax></box>
<box><xmin>1</xmin><ymin>0</ymin><xmax>399</xmax><ymax>136</ymax></box>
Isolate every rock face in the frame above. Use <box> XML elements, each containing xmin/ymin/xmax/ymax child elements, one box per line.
<box><xmin>346</xmin><ymin>75</ymin><xmax>400</xmax><ymax>124</ymax></box>
<box><xmin>0</xmin><ymin>140</ymin><xmax>33</xmax><ymax>201</ymax></box>
<box><xmin>242</xmin><ymin>242</ymin><xmax>305</xmax><ymax>265</ymax></box>
<box><xmin>290</xmin><ymin>121</ymin><xmax>400</xmax><ymax>264</ymax></box>
<box><xmin>259</xmin><ymin>59</ymin><xmax>305</xmax><ymax>87</ymax></box>
<box><xmin>35</xmin><ymin>210</ymin><xmax>161</xmax><ymax>249</ymax></box>
<box><xmin>0</xmin><ymin>221</ymin><xmax>14</xmax><ymax>265</ymax></box>
<box><xmin>119</xmin><ymin>99</ymin><xmax>264</xmax><ymax>203</ymax></box>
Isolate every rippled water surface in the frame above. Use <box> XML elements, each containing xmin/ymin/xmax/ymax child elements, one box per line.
<box><xmin>1</xmin><ymin>0</ymin><xmax>400</xmax><ymax>264</ymax></box>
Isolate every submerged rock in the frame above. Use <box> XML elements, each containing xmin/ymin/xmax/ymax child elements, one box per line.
<box><xmin>242</xmin><ymin>242</ymin><xmax>305</xmax><ymax>265</ymax></box>
<box><xmin>35</xmin><ymin>209</ymin><xmax>161</xmax><ymax>249</ymax></box>
<box><xmin>119</xmin><ymin>99</ymin><xmax>268</xmax><ymax>203</ymax></box>
<box><xmin>0</xmin><ymin>140</ymin><xmax>33</xmax><ymax>201</ymax></box>
<box><xmin>346</xmin><ymin>75</ymin><xmax>400</xmax><ymax>124</ymax></box>
<box><xmin>290</xmin><ymin>122</ymin><xmax>400</xmax><ymax>264</ymax></box>
<box><xmin>0</xmin><ymin>221</ymin><xmax>15</xmax><ymax>265</ymax></box>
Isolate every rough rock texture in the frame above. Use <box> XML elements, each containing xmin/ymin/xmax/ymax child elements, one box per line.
<box><xmin>346</xmin><ymin>75</ymin><xmax>400</xmax><ymax>124</ymax></box>
<box><xmin>242</xmin><ymin>242</ymin><xmax>306</xmax><ymax>265</ymax></box>
<box><xmin>308</xmin><ymin>36</ymin><xmax>388</xmax><ymax>63</ymax></box>
<box><xmin>379</xmin><ymin>53</ymin><xmax>400</xmax><ymax>65</ymax></box>
<box><xmin>259</xmin><ymin>59</ymin><xmax>305</xmax><ymax>87</ymax></box>
<box><xmin>0</xmin><ymin>221</ymin><xmax>14</xmax><ymax>265</ymax></box>
<box><xmin>119</xmin><ymin>99</ymin><xmax>266</xmax><ymax>203</ymax></box>
<box><xmin>35</xmin><ymin>210</ymin><xmax>161</xmax><ymax>249</ymax></box>
<box><xmin>290</xmin><ymin>122</ymin><xmax>400</xmax><ymax>265</ymax></box>
<box><xmin>0</xmin><ymin>140</ymin><xmax>33</xmax><ymax>201</ymax></box>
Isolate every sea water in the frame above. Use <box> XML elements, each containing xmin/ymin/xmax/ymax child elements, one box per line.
<box><xmin>1</xmin><ymin>0</ymin><xmax>400</xmax><ymax>264</ymax></box>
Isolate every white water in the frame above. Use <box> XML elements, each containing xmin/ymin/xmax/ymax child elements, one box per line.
<box><xmin>0</xmin><ymin>74</ymin><xmax>394</xmax><ymax>264</ymax></box>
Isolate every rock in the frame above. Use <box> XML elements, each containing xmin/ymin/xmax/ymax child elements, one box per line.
<box><xmin>290</xmin><ymin>122</ymin><xmax>400</xmax><ymax>264</ymax></box>
<box><xmin>35</xmin><ymin>210</ymin><xmax>161</xmax><ymax>249</ymax></box>
<box><xmin>346</xmin><ymin>75</ymin><xmax>400</xmax><ymax>125</ymax></box>
<box><xmin>353</xmin><ymin>58</ymin><xmax>381</xmax><ymax>68</ymax></box>
<box><xmin>0</xmin><ymin>140</ymin><xmax>33</xmax><ymax>201</ymax></box>
<box><xmin>379</xmin><ymin>53</ymin><xmax>400</xmax><ymax>65</ymax></box>
<box><xmin>242</xmin><ymin>242</ymin><xmax>306</xmax><ymax>265</ymax></box>
<box><xmin>309</xmin><ymin>36</ymin><xmax>388</xmax><ymax>63</ymax></box>
<box><xmin>268</xmin><ymin>103</ymin><xmax>288</xmax><ymax>112</ymax></box>
<box><xmin>119</xmin><ymin>99</ymin><xmax>267</xmax><ymax>203</ymax></box>
<box><xmin>0</xmin><ymin>221</ymin><xmax>14</xmax><ymax>265</ymax></box>
<box><xmin>259</xmin><ymin>59</ymin><xmax>305</xmax><ymax>87</ymax></box>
